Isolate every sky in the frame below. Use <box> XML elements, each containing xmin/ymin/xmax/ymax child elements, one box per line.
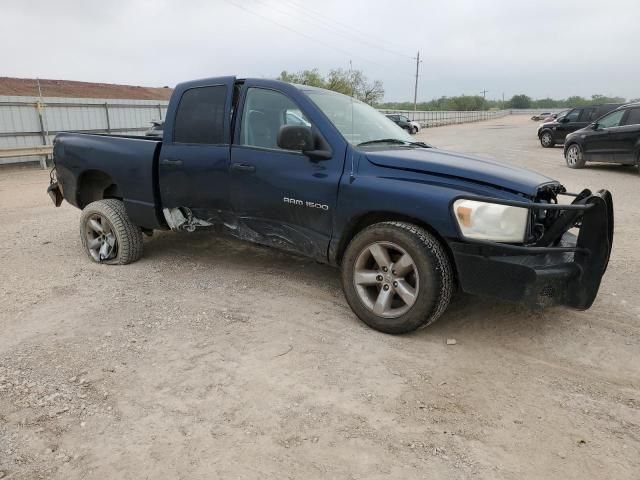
<box><xmin>1</xmin><ymin>0</ymin><xmax>638</xmax><ymax>102</ymax></box>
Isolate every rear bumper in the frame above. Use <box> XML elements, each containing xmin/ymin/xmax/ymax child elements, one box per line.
<box><xmin>450</xmin><ymin>189</ymin><xmax>613</xmax><ymax>309</ymax></box>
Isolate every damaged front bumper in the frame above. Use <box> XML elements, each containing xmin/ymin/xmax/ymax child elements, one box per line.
<box><xmin>450</xmin><ymin>189</ymin><xmax>613</xmax><ymax>309</ymax></box>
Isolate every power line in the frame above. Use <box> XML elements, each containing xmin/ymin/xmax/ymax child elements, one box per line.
<box><xmin>280</xmin><ymin>0</ymin><xmax>409</xmax><ymax>53</ymax></box>
<box><xmin>269</xmin><ymin>0</ymin><xmax>413</xmax><ymax>60</ymax></box>
<box><xmin>224</xmin><ymin>0</ymin><xmax>390</xmax><ymax>69</ymax></box>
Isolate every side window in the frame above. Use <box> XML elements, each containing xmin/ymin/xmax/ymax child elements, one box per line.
<box><xmin>285</xmin><ymin>109</ymin><xmax>310</xmax><ymax>126</ymax></box>
<box><xmin>623</xmin><ymin>108</ymin><xmax>640</xmax><ymax>126</ymax></box>
<box><xmin>580</xmin><ymin>108</ymin><xmax>595</xmax><ymax>122</ymax></box>
<box><xmin>240</xmin><ymin>88</ymin><xmax>310</xmax><ymax>150</ymax></box>
<box><xmin>597</xmin><ymin>110</ymin><xmax>625</xmax><ymax>129</ymax></box>
<box><xmin>174</xmin><ymin>86</ymin><xmax>227</xmax><ymax>144</ymax></box>
<box><xmin>564</xmin><ymin>109</ymin><xmax>581</xmax><ymax>122</ymax></box>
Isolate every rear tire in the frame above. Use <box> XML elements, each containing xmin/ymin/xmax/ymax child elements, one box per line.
<box><xmin>80</xmin><ymin>199</ymin><xmax>144</xmax><ymax>265</ymax></box>
<box><xmin>539</xmin><ymin>131</ymin><xmax>555</xmax><ymax>148</ymax></box>
<box><xmin>565</xmin><ymin>143</ymin><xmax>585</xmax><ymax>169</ymax></box>
<box><xmin>341</xmin><ymin>221</ymin><xmax>453</xmax><ymax>334</ymax></box>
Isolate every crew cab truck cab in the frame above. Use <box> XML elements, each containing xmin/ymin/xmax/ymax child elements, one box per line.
<box><xmin>49</xmin><ymin>76</ymin><xmax>614</xmax><ymax>334</ymax></box>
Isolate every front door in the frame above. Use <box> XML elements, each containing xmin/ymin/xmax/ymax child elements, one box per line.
<box><xmin>583</xmin><ymin>109</ymin><xmax>627</xmax><ymax>162</ymax></box>
<box><xmin>612</xmin><ymin>107</ymin><xmax>640</xmax><ymax>164</ymax></box>
<box><xmin>229</xmin><ymin>82</ymin><xmax>344</xmax><ymax>261</ymax></box>
<box><xmin>555</xmin><ymin>108</ymin><xmax>583</xmax><ymax>142</ymax></box>
<box><xmin>158</xmin><ymin>77</ymin><xmax>236</xmax><ymax>224</ymax></box>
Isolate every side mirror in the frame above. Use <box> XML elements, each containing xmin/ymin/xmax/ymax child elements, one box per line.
<box><xmin>277</xmin><ymin>125</ymin><xmax>314</xmax><ymax>152</ymax></box>
<box><xmin>277</xmin><ymin>124</ymin><xmax>332</xmax><ymax>160</ymax></box>
<box><xmin>592</xmin><ymin>122</ymin><xmax>599</xmax><ymax>130</ymax></box>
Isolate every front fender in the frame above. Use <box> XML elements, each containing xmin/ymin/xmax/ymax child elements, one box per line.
<box><xmin>329</xmin><ymin>163</ymin><xmax>529</xmax><ymax>263</ymax></box>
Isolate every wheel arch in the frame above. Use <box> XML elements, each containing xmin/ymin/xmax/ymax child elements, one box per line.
<box><xmin>564</xmin><ymin>141</ymin><xmax>580</xmax><ymax>156</ymax></box>
<box><xmin>334</xmin><ymin>211</ymin><xmax>457</xmax><ymax>279</ymax></box>
<box><xmin>538</xmin><ymin>128</ymin><xmax>552</xmax><ymax>139</ymax></box>
<box><xmin>76</xmin><ymin>169</ymin><xmax>123</xmax><ymax>208</ymax></box>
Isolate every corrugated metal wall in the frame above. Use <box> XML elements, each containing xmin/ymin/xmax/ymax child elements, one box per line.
<box><xmin>0</xmin><ymin>96</ymin><xmax>169</xmax><ymax>165</ymax></box>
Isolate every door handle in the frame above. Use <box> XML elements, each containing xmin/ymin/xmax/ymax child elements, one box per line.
<box><xmin>231</xmin><ymin>162</ymin><xmax>256</xmax><ymax>173</ymax></box>
<box><xmin>160</xmin><ymin>158</ymin><xmax>183</xmax><ymax>166</ymax></box>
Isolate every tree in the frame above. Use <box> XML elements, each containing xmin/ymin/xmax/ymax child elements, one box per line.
<box><xmin>508</xmin><ymin>94</ymin><xmax>532</xmax><ymax>109</ymax></box>
<box><xmin>277</xmin><ymin>68</ymin><xmax>385</xmax><ymax>105</ymax></box>
<box><xmin>277</xmin><ymin>69</ymin><xmax>325</xmax><ymax>88</ymax></box>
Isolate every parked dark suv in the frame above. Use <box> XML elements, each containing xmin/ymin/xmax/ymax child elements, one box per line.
<box><xmin>564</xmin><ymin>103</ymin><xmax>640</xmax><ymax>168</ymax></box>
<box><xmin>537</xmin><ymin>104</ymin><xmax>622</xmax><ymax>148</ymax></box>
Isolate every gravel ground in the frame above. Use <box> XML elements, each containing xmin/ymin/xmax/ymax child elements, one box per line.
<box><xmin>0</xmin><ymin>115</ymin><xmax>638</xmax><ymax>479</ymax></box>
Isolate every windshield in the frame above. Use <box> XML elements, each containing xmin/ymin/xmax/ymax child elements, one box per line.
<box><xmin>303</xmin><ymin>89</ymin><xmax>414</xmax><ymax>146</ymax></box>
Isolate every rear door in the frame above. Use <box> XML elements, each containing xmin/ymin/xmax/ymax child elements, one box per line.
<box><xmin>228</xmin><ymin>80</ymin><xmax>345</xmax><ymax>261</ymax></box>
<box><xmin>612</xmin><ymin>107</ymin><xmax>640</xmax><ymax>164</ymax></box>
<box><xmin>159</xmin><ymin>76</ymin><xmax>236</xmax><ymax>223</ymax></box>
<box><xmin>582</xmin><ymin>109</ymin><xmax>627</xmax><ymax>162</ymax></box>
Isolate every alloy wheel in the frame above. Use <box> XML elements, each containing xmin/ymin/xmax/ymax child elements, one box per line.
<box><xmin>85</xmin><ymin>213</ymin><xmax>117</xmax><ymax>262</ymax></box>
<box><xmin>566</xmin><ymin>145</ymin><xmax>580</xmax><ymax>166</ymax></box>
<box><xmin>353</xmin><ymin>241</ymin><xmax>419</xmax><ymax>318</ymax></box>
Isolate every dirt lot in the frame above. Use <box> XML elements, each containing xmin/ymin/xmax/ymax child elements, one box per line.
<box><xmin>0</xmin><ymin>115</ymin><xmax>638</xmax><ymax>479</ymax></box>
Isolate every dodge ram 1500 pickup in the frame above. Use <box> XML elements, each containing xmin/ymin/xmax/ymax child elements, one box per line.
<box><xmin>48</xmin><ymin>76</ymin><xmax>613</xmax><ymax>334</ymax></box>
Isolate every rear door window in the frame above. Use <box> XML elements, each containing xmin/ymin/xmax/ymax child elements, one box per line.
<box><xmin>622</xmin><ymin>108</ymin><xmax>640</xmax><ymax>126</ymax></box>
<box><xmin>580</xmin><ymin>108</ymin><xmax>596</xmax><ymax>121</ymax></box>
<box><xmin>173</xmin><ymin>85</ymin><xmax>227</xmax><ymax>144</ymax></box>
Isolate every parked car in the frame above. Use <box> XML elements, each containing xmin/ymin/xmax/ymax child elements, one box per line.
<box><xmin>145</xmin><ymin>120</ymin><xmax>164</xmax><ymax>137</ymax></box>
<box><xmin>531</xmin><ymin>112</ymin><xmax>552</xmax><ymax>121</ymax></box>
<box><xmin>385</xmin><ymin>114</ymin><xmax>420</xmax><ymax>134</ymax></box>
<box><xmin>537</xmin><ymin>104</ymin><xmax>623</xmax><ymax>148</ymax></box>
<box><xmin>541</xmin><ymin>109</ymin><xmax>569</xmax><ymax>123</ymax></box>
<box><xmin>564</xmin><ymin>102</ymin><xmax>640</xmax><ymax>168</ymax></box>
<box><xmin>285</xmin><ymin>110</ymin><xmax>311</xmax><ymax>127</ymax></box>
<box><xmin>47</xmin><ymin>76</ymin><xmax>613</xmax><ymax>334</ymax></box>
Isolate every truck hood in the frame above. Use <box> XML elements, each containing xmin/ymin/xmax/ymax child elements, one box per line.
<box><xmin>365</xmin><ymin>148</ymin><xmax>556</xmax><ymax>196</ymax></box>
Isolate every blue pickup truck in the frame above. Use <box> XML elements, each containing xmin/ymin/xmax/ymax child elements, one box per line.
<box><xmin>48</xmin><ymin>76</ymin><xmax>613</xmax><ymax>334</ymax></box>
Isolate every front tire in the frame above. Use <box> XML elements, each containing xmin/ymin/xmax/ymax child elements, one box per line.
<box><xmin>565</xmin><ymin>143</ymin><xmax>585</xmax><ymax>169</ymax></box>
<box><xmin>539</xmin><ymin>131</ymin><xmax>555</xmax><ymax>148</ymax></box>
<box><xmin>411</xmin><ymin>126</ymin><xmax>418</xmax><ymax>134</ymax></box>
<box><xmin>341</xmin><ymin>222</ymin><xmax>453</xmax><ymax>334</ymax></box>
<box><xmin>80</xmin><ymin>199</ymin><xmax>144</xmax><ymax>265</ymax></box>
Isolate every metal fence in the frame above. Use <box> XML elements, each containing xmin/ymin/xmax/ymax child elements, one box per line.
<box><xmin>0</xmin><ymin>98</ymin><xmax>553</xmax><ymax>167</ymax></box>
<box><xmin>378</xmin><ymin>109</ymin><xmax>510</xmax><ymax>127</ymax></box>
<box><xmin>0</xmin><ymin>96</ymin><xmax>169</xmax><ymax>166</ymax></box>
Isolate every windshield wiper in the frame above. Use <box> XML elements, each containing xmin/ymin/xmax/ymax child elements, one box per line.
<box><xmin>357</xmin><ymin>138</ymin><xmax>430</xmax><ymax>147</ymax></box>
<box><xmin>357</xmin><ymin>138</ymin><xmax>408</xmax><ymax>146</ymax></box>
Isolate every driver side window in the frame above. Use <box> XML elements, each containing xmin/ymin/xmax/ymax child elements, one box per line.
<box><xmin>564</xmin><ymin>109</ymin><xmax>581</xmax><ymax>122</ymax></box>
<box><xmin>240</xmin><ymin>88</ymin><xmax>310</xmax><ymax>150</ymax></box>
<box><xmin>597</xmin><ymin>110</ymin><xmax>625</xmax><ymax>129</ymax></box>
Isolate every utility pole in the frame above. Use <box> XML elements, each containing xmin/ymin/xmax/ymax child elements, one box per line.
<box><xmin>349</xmin><ymin>59</ymin><xmax>355</xmax><ymax>98</ymax></box>
<box><xmin>413</xmin><ymin>51</ymin><xmax>422</xmax><ymax>111</ymax></box>
<box><xmin>480</xmin><ymin>89</ymin><xmax>488</xmax><ymax>100</ymax></box>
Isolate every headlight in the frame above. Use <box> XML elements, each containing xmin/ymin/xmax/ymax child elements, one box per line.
<box><xmin>453</xmin><ymin>199</ymin><xmax>529</xmax><ymax>242</ymax></box>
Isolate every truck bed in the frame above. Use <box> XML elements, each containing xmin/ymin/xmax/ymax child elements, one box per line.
<box><xmin>53</xmin><ymin>132</ymin><xmax>165</xmax><ymax>229</ymax></box>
